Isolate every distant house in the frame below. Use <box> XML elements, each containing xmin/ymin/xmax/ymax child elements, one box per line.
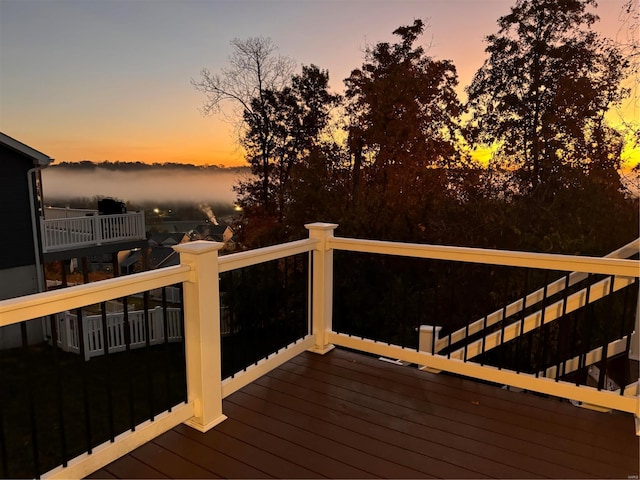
<box><xmin>189</xmin><ymin>224</ymin><xmax>235</xmax><ymax>250</ymax></box>
<box><xmin>141</xmin><ymin>232</ymin><xmax>189</xmax><ymax>270</ymax></box>
<box><xmin>125</xmin><ymin>226</ymin><xmax>235</xmax><ymax>274</ymax></box>
<box><xmin>148</xmin><ymin>232</ymin><xmax>189</xmax><ymax>247</ymax></box>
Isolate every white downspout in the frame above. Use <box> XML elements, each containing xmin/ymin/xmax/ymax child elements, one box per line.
<box><xmin>27</xmin><ymin>166</ymin><xmax>45</xmax><ymax>293</ymax></box>
<box><xmin>27</xmin><ymin>166</ymin><xmax>48</xmax><ymax>344</ymax></box>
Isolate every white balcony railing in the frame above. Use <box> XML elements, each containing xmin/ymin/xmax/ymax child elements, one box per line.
<box><xmin>53</xmin><ymin>306</ymin><xmax>183</xmax><ymax>360</ymax></box>
<box><xmin>40</xmin><ymin>212</ymin><xmax>146</xmax><ymax>253</ymax></box>
<box><xmin>43</xmin><ymin>206</ymin><xmax>99</xmax><ymax>220</ymax></box>
<box><xmin>0</xmin><ymin>223</ymin><xmax>638</xmax><ymax>479</ymax></box>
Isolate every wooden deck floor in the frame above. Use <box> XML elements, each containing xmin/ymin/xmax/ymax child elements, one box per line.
<box><xmin>88</xmin><ymin>347</ymin><xmax>639</xmax><ymax>479</ymax></box>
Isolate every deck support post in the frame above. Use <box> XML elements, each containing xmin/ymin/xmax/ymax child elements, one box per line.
<box><xmin>174</xmin><ymin>241</ymin><xmax>227</xmax><ymax>432</ymax></box>
<box><xmin>306</xmin><ymin>223</ymin><xmax>338</xmax><ymax>355</ymax></box>
<box><xmin>418</xmin><ymin>325</ymin><xmax>443</xmax><ymax>373</ymax></box>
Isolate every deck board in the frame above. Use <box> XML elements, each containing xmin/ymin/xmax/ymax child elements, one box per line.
<box><xmin>129</xmin><ymin>442</ymin><xmax>218</xmax><ymax>479</ymax></box>
<box><xmin>289</xmin><ymin>349</ymin><xmax>637</xmax><ymax>474</ymax></box>
<box><xmin>152</xmin><ymin>429</ymin><xmax>267</xmax><ymax>479</ymax></box>
<box><xmin>174</xmin><ymin>424</ymin><xmax>317</xmax><ymax>478</ymax></box>
<box><xmin>226</xmin><ymin>393</ymin><xmax>440</xmax><ymax>478</ymax></box>
<box><xmin>88</xmin><ymin>453</ymin><xmax>168</xmax><ymax>479</ymax></box>
<box><xmin>259</xmin><ymin>363</ymin><xmax>591</xmax><ymax>478</ymax></box>
<box><xmin>95</xmin><ymin>347</ymin><xmax>640</xmax><ymax>479</ymax></box>
<box><xmin>300</xmin><ymin>350</ymin><xmax>639</xmax><ymax>461</ymax></box>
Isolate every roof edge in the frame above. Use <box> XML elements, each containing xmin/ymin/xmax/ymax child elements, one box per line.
<box><xmin>0</xmin><ymin>132</ymin><xmax>55</xmax><ymax>166</ymax></box>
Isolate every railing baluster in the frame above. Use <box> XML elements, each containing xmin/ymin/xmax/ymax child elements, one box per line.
<box><xmin>536</xmin><ymin>271</ymin><xmax>550</xmax><ymax>378</ymax></box>
<box><xmin>236</xmin><ymin>268</ymin><xmax>245</xmax><ymax>376</ymax></box>
<box><xmin>161</xmin><ymin>287</ymin><xmax>172</xmax><ymax>411</ymax></box>
<box><xmin>20</xmin><ymin>321</ymin><xmax>40</xmax><ymax>478</ymax></box>
<box><xmin>122</xmin><ymin>297</ymin><xmax>136</xmax><ymax>431</ymax></box>
<box><xmin>619</xmin><ymin>278</ymin><xmax>637</xmax><ymax>396</ymax></box>
<box><xmin>498</xmin><ymin>274</ymin><xmax>508</xmax><ymax>371</ymax></box>
<box><xmin>463</xmin><ymin>315</ymin><xmax>469</xmax><ymax>362</ymax></box>
<box><xmin>514</xmin><ymin>269</ymin><xmax>529</xmax><ymax>373</ymax></box>
<box><xmin>555</xmin><ymin>273</ymin><xmax>571</xmax><ymax>381</ymax></box>
<box><xmin>100</xmin><ymin>302</ymin><xmax>115</xmax><ymax>442</ymax></box>
<box><xmin>142</xmin><ymin>291</ymin><xmax>154</xmax><ymax>421</ymax></box>
<box><xmin>578</xmin><ymin>275</ymin><xmax>594</xmax><ymax>380</ymax></box>
<box><xmin>49</xmin><ymin>314</ymin><xmax>68</xmax><ymax>466</ymax></box>
<box><xmin>280</xmin><ymin>258</ymin><xmax>287</xmax><ymax>348</ymax></box>
<box><xmin>597</xmin><ymin>275</ymin><xmax>617</xmax><ymax>390</ymax></box>
<box><xmin>75</xmin><ymin>308</ymin><xmax>93</xmax><ymax>454</ymax></box>
<box><xmin>178</xmin><ymin>284</ymin><xmax>188</xmax><ymax>405</ymax></box>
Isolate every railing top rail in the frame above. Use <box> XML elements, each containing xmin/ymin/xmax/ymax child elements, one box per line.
<box><xmin>218</xmin><ymin>238</ymin><xmax>319</xmax><ymax>273</ymax></box>
<box><xmin>43</xmin><ymin>206</ymin><xmax>99</xmax><ymax>219</ymax></box>
<box><xmin>45</xmin><ymin>206</ymin><xmax>98</xmax><ymax>211</ymax></box>
<box><xmin>96</xmin><ymin>211</ymin><xmax>145</xmax><ymax>219</ymax></box>
<box><xmin>42</xmin><ymin>211</ymin><xmax>144</xmax><ymax>222</ymax></box>
<box><xmin>606</xmin><ymin>237</ymin><xmax>640</xmax><ymax>259</ymax></box>
<box><xmin>0</xmin><ymin>265</ymin><xmax>191</xmax><ymax>327</ymax></box>
<box><xmin>328</xmin><ymin>236</ymin><xmax>640</xmax><ymax>278</ymax></box>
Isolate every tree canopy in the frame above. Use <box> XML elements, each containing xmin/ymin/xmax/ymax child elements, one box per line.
<box><xmin>466</xmin><ymin>0</ymin><xmax>630</xmax><ymax>195</ymax></box>
<box><xmin>194</xmin><ymin>4</ymin><xmax>637</xmax><ymax>255</ymax></box>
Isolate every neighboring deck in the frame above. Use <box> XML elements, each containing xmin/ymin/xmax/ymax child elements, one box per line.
<box><xmin>89</xmin><ymin>347</ymin><xmax>639</xmax><ymax>479</ymax></box>
<box><xmin>40</xmin><ymin>211</ymin><xmax>146</xmax><ymax>257</ymax></box>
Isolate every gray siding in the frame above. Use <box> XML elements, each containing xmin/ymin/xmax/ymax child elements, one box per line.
<box><xmin>0</xmin><ymin>145</ymin><xmax>37</xmax><ymax>270</ymax></box>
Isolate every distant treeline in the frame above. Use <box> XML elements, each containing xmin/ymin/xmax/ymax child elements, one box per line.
<box><xmin>51</xmin><ymin>160</ymin><xmax>248</xmax><ymax>173</ymax></box>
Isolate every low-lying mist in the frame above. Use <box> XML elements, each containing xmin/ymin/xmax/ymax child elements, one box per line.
<box><xmin>42</xmin><ymin>166</ymin><xmax>249</xmax><ymax>205</ymax></box>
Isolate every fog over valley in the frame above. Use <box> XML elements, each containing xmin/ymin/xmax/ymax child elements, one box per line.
<box><xmin>42</xmin><ymin>164</ymin><xmax>249</xmax><ymax>206</ymax></box>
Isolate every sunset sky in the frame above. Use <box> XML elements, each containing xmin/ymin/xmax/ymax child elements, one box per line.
<box><xmin>0</xmin><ymin>0</ymin><xmax>636</xmax><ymax>168</ymax></box>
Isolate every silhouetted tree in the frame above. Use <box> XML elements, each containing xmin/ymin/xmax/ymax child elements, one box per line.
<box><xmin>343</xmin><ymin>19</ymin><xmax>463</xmax><ymax>239</ymax></box>
<box><xmin>466</xmin><ymin>0</ymin><xmax>629</xmax><ymax>194</ymax></box>
<box><xmin>233</xmin><ymin>65</ymin><xmax>341</xmax><ymax>243</ymax></box>
<box><xmin>192</xmin><ymin>37</ymin><xmax>296</xmax><ymax>210</ymax></box>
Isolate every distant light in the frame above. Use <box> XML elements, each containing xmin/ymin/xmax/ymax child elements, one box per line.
<box><xmin>234</xmin><ymin>204</ymin><xmax>243</xmax><ymax>212</ymax></box>
<box><xmin>153</xmin><ymin>208</ymin><xmax>160</xmax><ymax>214</ymax></box>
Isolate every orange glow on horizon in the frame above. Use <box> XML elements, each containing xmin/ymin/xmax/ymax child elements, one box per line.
<box><xmin>28</xmin><ymin>126</ymin><xmax>249</xmax><ymax>168</ymax></box>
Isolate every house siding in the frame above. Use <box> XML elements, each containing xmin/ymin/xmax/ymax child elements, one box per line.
<box><xmin>0</xmin><ymin>144</ymin><xmax>38</xmax><ymax>271</ymax></box>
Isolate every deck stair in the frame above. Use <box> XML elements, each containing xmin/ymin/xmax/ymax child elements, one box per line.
<box><xmin>421</xmin><ymin>238</ymin><xmax>639</xmax><ymax>387</ymax></box>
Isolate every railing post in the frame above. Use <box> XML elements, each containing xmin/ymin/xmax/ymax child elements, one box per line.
<box><xmin>418</xmin><ymin>325</ymin><xmax>443</xmax><ymax>373</ymax></box>
<box><xmin>93</xmin><ymin>213</ymin><xmax>102</xmax><ymax>245</ymax></box>
<box><xmin>39</xmin><ymin>217</ymin><xmax>48</xmax><ymax>252</ymax></box>
<box><xmin>305</xmin><ymin>223</ymin><xmax>338</xmax><ymax>354</ymax></box>
<box><xmin>173</xmin><ymin>240</ymin><xmax>227</xmax><ymax>432</ymax></box>
<box><xmin>630</xmin><ymin>295</ymin><xmax>640</xmax><ymax>435</ymax></box>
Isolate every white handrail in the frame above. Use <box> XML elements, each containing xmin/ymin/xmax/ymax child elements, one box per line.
<box><xmin>218</xmin><ymin>238</ymin><xmax>318</xmax><ymax>272</ymax></box>
<box><xmin>0</xmin><ymin>265</ymin><xmax>191</xmax><ymax>327</ymax></box>
<box><xmin>329</xmin><ymin>236</ymin><xmax>639</xmax><ymax>277</ymax></box>
<box><xmin>43</xmin><ymin>207</ymin><xmax>98</xmax><ymax>219</ymax></box>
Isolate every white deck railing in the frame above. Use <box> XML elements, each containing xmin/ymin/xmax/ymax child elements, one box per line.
<box><xmin>54</xmin><ymin>306</ymin><xmax>182</xmax><ymax>361</ymax></box>
<box><xmin>0</xmin><ymin>223</ymin><xmax>637</xmax><ymax>479</ymax></box>
<box><xmin>40</xmin><ymin>212</ymin><xmax>146</xmax><ymax>253</ymax></box>
<box><xmin>432</xmin><ymin>238</ymin><xmax>640</xmax><ymax>357</ymax></box>
<box><xmin>43</xmin><ymin>206</ymin><xmax>99</xmax><ymax>220</ymax></box>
